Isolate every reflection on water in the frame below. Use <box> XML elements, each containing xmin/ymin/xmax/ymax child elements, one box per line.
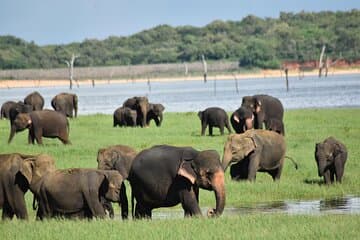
<box><xmin>151</xmin><ymin>196</ymin><xmax>360</xmax><ymax>219</ymax></box>
<box><xmin>1</xmin><ymin>74</ymin><xmax>359</xmax><ymax>114</ymax></box>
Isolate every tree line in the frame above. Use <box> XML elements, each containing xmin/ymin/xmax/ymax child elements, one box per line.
<box><xmin>0</xmin><ymin>9</ymin><xmax>359</xmax><ymax>70</ymax></box>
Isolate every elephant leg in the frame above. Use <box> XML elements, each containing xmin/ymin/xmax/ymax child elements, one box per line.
<box><xmin>134</xmin><ymin>202</ymin><xmax>152</xmax><ymax>219</ymax></box>
<box><xmin>119</xmin><ymin>182</ymin><xmax>128</xmax><ymax>220</ymax></box>
<box><xmin>201</xmin><ymin>123</ymin><xmax>206</xmax><ymax>136</ymax></box>
<box><xmin>83</xmin><ymin>190</ymin><xmax>106</xmax><ymax>218</ymax></box>
<box><xmin>247</xmin><ymin>155</ymin><xmax>259</xmax><ymax>181</ymax></box>
<box><xmin>209</xmin><ymin>125</ymin><xmax>213</xmax><ymax>136</ymax></box>
<box><xmin>225</xmin><ymin>121</ymin><xmax>232</xmax><ymax>134</ymax></box>
<box><xmin>59</xmin><ymin>132</ymin><xmax>70</xmax><ymax>145</ymax></box>
<box><xmin>323</xmin><ymin>170</ymin><xmax>331</xmax><ymax>184</ymax></box>
<box><xmin>101</xmin><ymin>197</ymin><xmax>114</xmax><ymax>219</ymax></box>
<box><xmin>330</xmin><ymin>170</ymin><xmax>335</xmax><ymax>183</ymax></box>
<box><xmin>28</xmin><ymin>129</ymin><xmax>35</xmax><ymax>144</ymax></box>
<box><xmin>219</xmin><ymin>125</ymin><xmax>225</xmax><ymax>135</ymax></box>
<box><xmin>34</xmin><ymin>128</ymin><xmax>43</xmax><ymax>144</ymax></box>
<box><xmin>269</xmin><ymin>166</ymin><xmax>283</xmax><ymax>181</ymax></box>
<box><xmin>335</xmin><ymin>156</ymin><xmax>345</xmax><ymax>183</ymax></box>
<box><xmin>1</xmin><ymin>202</ymin><xmax>15</xmax><ymax>220</ymax></box>
<box><xmin>179</xmin><ymin>186</ymin><xmax>202</xmax><ymax>217</ymax></box>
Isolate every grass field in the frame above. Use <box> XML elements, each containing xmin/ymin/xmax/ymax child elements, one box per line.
<box><xmin>0</xmin><ymin>108</ymin><xmax>359</xmax><ymax>239</ymax></box>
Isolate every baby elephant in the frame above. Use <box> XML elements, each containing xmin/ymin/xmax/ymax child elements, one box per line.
<box><xmin>198</xmin><ymin>107</ymin><xmax>231</xmax><ymax>136</ymax></box>
<box><xmin>35</xmin><ymin>169</ymin><xmax>127</xmax><ymax>220</ymax></box>
<box><xmin>315</xmin><ymin>137</ymin><xmax>347</xmax><ymax>184</ymax></box>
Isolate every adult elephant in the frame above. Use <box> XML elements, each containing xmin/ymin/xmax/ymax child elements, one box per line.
<box><xmin>8</xmin><ymin>101</ymin><xmax>33</xmax><ymax>124</ymax></box>
<box><xmin>8</xmin><ymin>110</ymin><xmax>70</xmax><ymax>145</ymax></box>
<box><xmin>198</xmin><ymin>107</ymin><xmax>231</xmax><ymax>136</ymax></box>
<box><xmin>0</xmin><ymin>153</ymin><xmax>56</xmax><ymax>220</ymax></box>
<box><xmin>24</xmin><ymin>91</ymin><xmax>44</xmax><ymax>111</ymax></box>
<box><xmin>113</xmin><ymin>106</ymin><xmax>137</xmax><ymax>127</ymax></box>
<box><xmin>97</xmin><ymin>144</ymin><xmax>138</xmax><ymax>218</ymax></box>
<box><xmin>222</xmin><ymin>130</ymin><xmax>296</xmax><ymax>181</ymax></box>
<box><xmin>123</xmin><ymin>96</ymin><xmax>149</xmax><ymax>127</ymax></box>
<box><xmin>230</xmin><ymin>106</ymin><xmax>254</xmax><ymax>134</ymax></box>
<box><xmin>315</xmin><ymin>137</ymin><xmax>347</xmax><ymax>184</ymax></box>
<box><xmin>1</xmin><ymin>101</ymin><xmax>17</xmax><ymax>119</ymax></box>
<box><xmin>146</xmin><ymin>103</ymin><xmax>165</xmax><ymax>127</ymax></box>
<box><xmin>51</xmin><ymin>93</ymin><xmax>78</xmax><ymax>118</ymax></box>
<box><xmin>241</xmin><ymin>94</ymin><xmax>285</xmax><ymax>135</ymax></box>
<box><xmin>128</xmin><ymin>145</ymin><xmax>225</xmax><ymax>219</ymax></box>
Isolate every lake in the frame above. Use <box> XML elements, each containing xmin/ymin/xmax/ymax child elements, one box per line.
<box><xmin>1</xmin><ymin>73</ymin><xmax>359</xmax><ymax>114</ymax></box>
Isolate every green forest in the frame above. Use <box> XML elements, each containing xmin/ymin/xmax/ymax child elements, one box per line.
<box><xmin>0</xmin><ymin>10</ymin><xmax>359</xmax><ymax>70</ymax></box>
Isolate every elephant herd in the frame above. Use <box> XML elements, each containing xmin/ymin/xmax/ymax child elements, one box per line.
<box><xmin>1</xmin><ymin>91</ymin><xmax>77</xmax><ymax>144</ymax></box>
<box><xmin>0</xmin><ymin>92</ymin><xmax>348</xmax><ymax>221</ymax></box>
<box><xmin>113</xmin><ymin>96</ymin><xmax>165</xmax><ymax>128</ymax></box>
<box><xmin>198</xmin><ymin>94</ymin><xmax>348</xmax><ymax>184</ymax></box>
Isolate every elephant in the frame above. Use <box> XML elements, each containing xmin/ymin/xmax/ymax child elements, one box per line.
<box><xmin>222</xmin><ymin>130</ymin><xmax>296</xmax><ymax>181</ymax></box>
<box><xmin>146</xmin><ymin>103</ymin><xmax>165</xmax><ymax>127</ymax></box>
<box><xmin>8</xmin><ymin>101</ymin><xmax>33</xmax><ymax>124</ymax></box>
<box><xmin>315</xmin><ymin>137</ymin><xmax>347</xmax><ymax>184</ymax></box>
<box><xmin>113</xmin><ymin>107</ymin><xmax>137</xmax><ymax>127</ymax></box>
<box><xmin>198</xmin><ymin>107</ymin><xmax>231</xmax><ymax>136</ymax></box>
<box><xmin>97</xmin><ymin>144</ymin><xmax>138</xmax><ymax>218</ymax></box>
<box><xmin>24</xmin><ymin>91</ymin><xmax>44</xmax><ymax>111</ymax></box>
<box><xmin>0</xmin><ymin>153</ymin><xmax>56</xmax><ymax>220</ymax></box>
<box><xmin>8</xmin><ymin>110</ymin><xmax>70</xmax><ymax>145</ymax></box>
<box><xmin>31</xmin><ymin>169</ymin><xmax>127</xmax><ymax>220</ymax></box>
<box><xmin>123</xmin><ymin>96</ymin><xmax>149</xmax><ymax>127</ymax></box>
<box><xmin>230</xmin><ymin>106</ymin><xmax>254</xmax><ymax>134</ymax></box>
<box><xmin>241</xmin><ymin>94</ymin><xmax>285</xmax><ymax>135</ymax></box>
<box><xmin>51</xmin><ymin>93</ymin><xmax>78</xmax><ymax>118</ymax></box>
<box><xmin>128</xmin><ymin>145</ymin><xmax>226</xmax><ymax>219</ymax></box>
<box><xmin>1</xmin><ymin>101</ymin><xmax>17</xmax><ymax>119</ymax></box>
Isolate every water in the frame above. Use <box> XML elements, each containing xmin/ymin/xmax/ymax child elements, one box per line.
<box><xmin>151</xmin><ymin>196</ymin><xmax>360</xmax><ymax>219</ymax></box>
<box><xmin>1</xmin><ymin>74</ymin><xmax>359</xmax><ymax>114</ymax></box>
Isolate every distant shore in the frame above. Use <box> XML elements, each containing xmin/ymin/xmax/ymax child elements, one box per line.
<box><xmin>0</xmin><ymin>68</ymin><xmax>359</xmax><ymax>89</ymax></box>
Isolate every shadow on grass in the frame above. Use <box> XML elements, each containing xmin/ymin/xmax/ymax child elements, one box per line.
<box><xmin>304</xmin><ymin>178</ymin><xmax>325</xmax><ymax>185</ymax></box>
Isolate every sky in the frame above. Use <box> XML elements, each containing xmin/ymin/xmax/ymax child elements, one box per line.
<box><xmin>1</xmin><ymin>0</ymin><xmax>359</xmax><ymax>46</ymax></box>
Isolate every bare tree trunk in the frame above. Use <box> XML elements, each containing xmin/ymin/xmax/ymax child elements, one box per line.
<box><xmin>318</xmin><ymin>45</ymin><xmax>326</xmax><ymax>78</ymax></box>
<box><xmin>202</xmin><ymin>55</ymin><xmax>207</xmax><ymax>83</ymax></box>
<box><xmin>184</xmin><ymin>62</ymin><xmax>188</xmax><ymax>76</ymax></box>
<box><xmin>232</xmin><ymin>73</ymin><xmax>239</xmax><ymax>94</ymax></box>
<box><xmin>65</xmin><ymin>53</ymin><xmax>80</xmax><ymax>89</ymax></box>
<box><xmin>285</xmin><ymin>68</ymin><xmax>289</xmax><ymax>92</ymax></box>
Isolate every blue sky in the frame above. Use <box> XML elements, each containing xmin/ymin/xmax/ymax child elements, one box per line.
<box><xmin>1</xmin><ymin>0</ymin><xmax>359</xmax><ymax>45</ymax></box>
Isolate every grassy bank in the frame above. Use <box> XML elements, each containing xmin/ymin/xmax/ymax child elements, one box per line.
<box><xmin>0</xmin><ymin>108</ymin><xmax>359</xmax><ymax>239</ymax></box>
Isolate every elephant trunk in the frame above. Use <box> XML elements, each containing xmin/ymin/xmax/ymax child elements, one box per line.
<box><xmin>8</xmin><ymin>125</ymin><xmax>16</xmax><ymax>143</ymax></box>
<box><xmin>222</xmin><ymin>141</ymin><xmax>233</xmax><ymax>171</ymax></box>
<box><xmin>208</xmin><ymin>170</ymin><xmax>226</xmax><ymax>217</ymax></box>
<box><xmin>140</xmin><ymin>105</ymin><xmax>148</xmax><ymax>127</ymax></box>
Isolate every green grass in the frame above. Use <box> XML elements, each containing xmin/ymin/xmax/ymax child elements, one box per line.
<box><xmin>0</xmin><ymin>108</ymin><xmax>359</xmax><ymax>239</ymax></box>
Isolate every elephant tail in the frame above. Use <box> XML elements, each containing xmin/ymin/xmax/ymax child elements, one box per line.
<box><xmin>285</xmin><ymin>156</ymin><xmax>298</xmax><ymax>170</ymax></box>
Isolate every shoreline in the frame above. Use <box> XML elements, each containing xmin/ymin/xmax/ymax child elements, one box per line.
<box><xmin>0</xmin><ymin>68</ymin><xmax>359</xmax><ymax>89</ymax></box>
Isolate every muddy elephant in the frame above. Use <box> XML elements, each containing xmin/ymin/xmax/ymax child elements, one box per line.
<box><xmin>113</xmin><ymin>107</ymin><xmax>137</xmax><ymax>127</ymax></box>
<box><xmin>129</xmin><ymin>145</ymin><xmax>225</xmax><ymax>219</ymax></box>
<box><xmin>241</xmin><ymin>94</ymin><xmax>285</xmax><ymax>135</ymax></box>
<box><xmin>123</xmin><ymin>96</ymin><xmax>149</xmax><ymax>127</ymax></box>
<box><xmin>24</xmin><ymin>91</ymin><xmax>44</xmax><ymax>111</ymax></box>
<box><xmin>198</xmin><ymin>107</ymin><xmax>231</xmax><ymax>136</ymax></box>
<box><xmin>315</xmin><ymin>137</ymin><xmax>347</xmax><ymax>184</ymax></box>
<box><xmin>8</xmin><ymin>110</ymin><xmax>70</xmax><ymax>145</ymax></box>
<box><xmin>230</xmin><ymin>106</ymin><xmax>254</xmax><ymax>134</ymax></box>
<box><xmin>97</xmin><ymin>144</ymin><xmax>137</xmax><ymax>218</ymax></box>
<box><xmin>51</xmin><ymin>93</ymin><xmax>78</xmax><ymax>118</ymax></box>
<box><xmin>33</xmin><ymin>169</ymin><xmax>127</xmax><ymax>220</ymax></box>
<box><xmin>0</xmin><ymin>153</ymin><xmax>56</xmax><ymax>220</ymax></box>
<box><xmin>146</xmin><ymin>103</ymin><xmax>165</xmax><ymax>127</ymax></box>
<box><xmin>222</xmin><ymin>130</ymin><xmax>296</xmax><ymax>181</ymax></box>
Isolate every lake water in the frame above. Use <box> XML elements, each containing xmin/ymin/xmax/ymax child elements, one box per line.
<box><xmin>1</xmin><ymin>74</ymin><xmax>359</xmax><ymax>114</ymax></box>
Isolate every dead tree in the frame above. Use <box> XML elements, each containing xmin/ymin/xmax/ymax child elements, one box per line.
<box><xmin>232</xmin><ymin>73</ymin><xmax>239</xmax><ymax>94</ymax></box>
<box><xmin>285</xmin><ymin>68</ymin><xmax>289</xmax><ymax>92</ymax></box>
<box><xmin>318</xmin><ymin>45</ymin><xmax>326</xmax><ymax>78</ymax></box>
<box><xmin>65</xmin><ymin>54</ymin><xmax>80</xmax><ymax>89</ymax></box>
<box><xmin>201</xmin><ymin>55</ymin><xmax>207</xmax><ymax>83</ymax></box>
<box><xmin>184</xmin><ymin>62</ymin><xmax>188</xmax><ymax>76</ymax></box>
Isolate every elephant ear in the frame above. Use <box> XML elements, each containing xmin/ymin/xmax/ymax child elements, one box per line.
<box><xmin>19</xmin><ymin>158</ymin><xmax>35</xmax><ymax>184</ymax></box>
<box><xmin>232</xmin><ymin>135</ymin><xmax>256</xmax><ymax>160</ymax></box>
<box><xmin>177</xmin><ymin>148</ymin><xmax>198</xmax><ymax>184</ymax></box>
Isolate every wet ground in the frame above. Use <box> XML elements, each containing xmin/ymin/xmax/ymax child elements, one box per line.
<box><xmin>151</xmin><ymin>195</ymin><xmax>360</xmax><ymax>219</ymax></box>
